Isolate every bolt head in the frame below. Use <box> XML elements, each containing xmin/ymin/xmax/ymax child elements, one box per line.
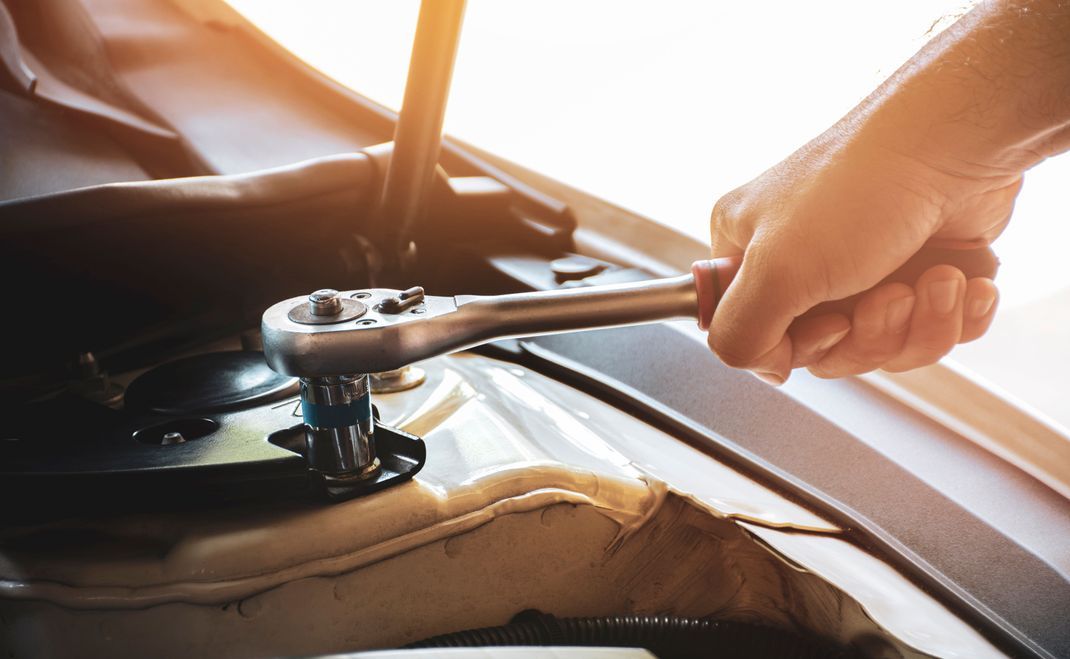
<box><xmin>309</xmin><ymin>289</ymin><xmax>343</xmax><ymax>316</ymax></box>
<box><xmin>310</xmin><ymin>289</ymin><xmax>340</xmax><ymax>303</ymax></box>
<box><xmin>161</xmin><ymin>431</ymin><xmax>186</xmax><ymax>445</ymax></box>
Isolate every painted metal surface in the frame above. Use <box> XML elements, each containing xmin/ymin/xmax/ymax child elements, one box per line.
<box><xmin>0</xmin><ymin>353</ymin><xmax>1002</xmax><ymax>657</ymax></box>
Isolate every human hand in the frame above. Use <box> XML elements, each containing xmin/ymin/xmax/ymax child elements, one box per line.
<box><xmin>706</xmin><ymin>127</ymin><xmax>1017</xmax><ymax>384</ymax></box>
<box><xmin>702</xmin><ymin>0</ymin><xmax>1070</xmax><ymax>385</ymax></box>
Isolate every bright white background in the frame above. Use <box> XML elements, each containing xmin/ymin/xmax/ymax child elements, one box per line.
<box><xmin>229</xmin><ymin>0</ymin><xmax>1070</xmax><ymax>429</ymax></box>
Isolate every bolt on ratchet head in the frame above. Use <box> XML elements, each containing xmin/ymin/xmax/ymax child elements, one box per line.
<box><xmin>262</xmin><ymin>245</ymin><xmax>998</xmax><ymax>379</ymax></box>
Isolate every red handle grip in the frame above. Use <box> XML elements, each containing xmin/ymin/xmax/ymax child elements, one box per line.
<box><xmin>691</xmin><ymin>244</ymin><xmax>1000</xmax><ymax>331</ymax></box>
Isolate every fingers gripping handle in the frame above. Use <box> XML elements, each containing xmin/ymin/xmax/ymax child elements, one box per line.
<box><xmin>690</xmin><ymin>244</ymin><xmax>999</xmax><ymax>330</ymax></box>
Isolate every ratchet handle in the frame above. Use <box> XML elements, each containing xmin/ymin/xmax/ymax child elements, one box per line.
<box><xmin>691</xmin><ymin>244</ymin><xmax>1000</xmax><ymax>331</ymax></box>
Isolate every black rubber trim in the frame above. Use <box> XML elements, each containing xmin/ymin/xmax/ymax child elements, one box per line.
<box><xmin>481</xmin><ymin>326</ymin><xmax>1070</xmax><ymax>659</ymax></box>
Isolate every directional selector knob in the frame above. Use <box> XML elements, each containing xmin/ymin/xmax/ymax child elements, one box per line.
<box><xmin>379</xmin><ymin>286</ymin><xmax>425</xmax><ymax>314</ymax></box>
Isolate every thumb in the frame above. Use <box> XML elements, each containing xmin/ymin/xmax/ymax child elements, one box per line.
<box><xmin>706</xmin><ymin>245</ymin><xmax>797</xmax><ymax>384</ymax></box>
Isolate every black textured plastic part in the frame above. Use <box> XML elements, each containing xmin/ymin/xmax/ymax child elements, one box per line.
<box><xmin>408</xmin><ymin>611</ymin><xmax>854</xmax><ymax>658</ymax></box>
<box><xmin>0</xmin><ymin>393</ymin><xmax>424</xmax><ymax>520</ymax></box>
<box><xmin>267</xmin><ymin>422</ymin><xmax>426</xmax><ymax>501</ymax></box>
<box><xmin>124</xmin><ymin>351</ymin><xmax>298</xmax><ymax>415</ymax></box>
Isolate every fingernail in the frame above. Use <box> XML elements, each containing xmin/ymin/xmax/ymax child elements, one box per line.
<box><xmin>884</xmin><ymin>295</ymin><xmax>916</xmax><ymax>333</ymax></box>
<box><xmin>753</xmin><ymin>371</ymin><xmax>786</xmax><ymax>386</ymax></box>
<box><xmin>928</xmin><ymin>279</ymin><xmax>961</xmax><ymax>315</ymax></box>
<box><xmin>816</xmin><ymin>327</ymin><xmax>850</xmax><ymax>352</ymax></box>
<box><xmin>969</xmin><ymin>294</ymin><xmax>995</xmax><ymax>319</ymax></box>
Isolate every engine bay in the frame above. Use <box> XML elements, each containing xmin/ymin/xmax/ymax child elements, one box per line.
<box><xmin>2</xmin><ymin>1</ymin><xmax>1068</xmax><ymax>657</ymax></box>
<box><xmin>0</xmin><ymin>350</ymin><xmax>1003</xmax><ymax>657</ymax></box>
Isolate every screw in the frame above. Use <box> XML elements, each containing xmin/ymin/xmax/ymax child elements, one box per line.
<box><xmin>161</xmin><ymin>431</ymin><xmax>186</xmax><ymax>445</ymax></box>
<box><xmin>358</xmin><ymin>319</ymin><xmax>377</xmax><ymax>326</ymax></box>
<box><xmin>76</xmin><ymin>351</ymin><xmax>101</xmax><ymax>378</ymax></box>
<box><xmin>351</xmin><ymin>291</ymin><xmax>372</xmax><ymax>299</ymax></box>
<box><xmin>411</xmin><ymin>307</ymin><xmax>426</xmax><ymax>314</ymax></box>
<box><xmin>309</xmin><ymin>289</ymin><xmax>342</xmax><ymax>316</ymax></box>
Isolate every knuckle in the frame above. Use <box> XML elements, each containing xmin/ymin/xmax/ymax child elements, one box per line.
<box><xmin>791</xmin><ymin>349</ymin><xmax>823</xmax><ymax>370</ymax></box>
<box><xmin>810</xmin><ymin>365</ymin><xmax>872</xmax><ymax>379</ymax></box>
<box><xmin>812</xmin><ymin>353</ymin><xmax>876</xmax><ymax>379</ymax></box>
<box><xmin>912</xmin><ymin>334</ymin><xmax>957</xmax><ymax>357</ymax></box>
<box><xmin>713</xmin><ymin>345</ymin><xmax>755</xmax><ymax>370</ymax></box>
<box><xmin>711</xmin><ymin>188</ymin><xmax>743</xmax><ymax>224</ymax></box>
<box><xmin>883</xmin><ymin>348</ymin><xmax>947</xmax><ymax>373</ymax></box>
<box><xmin>807</xmin><ymin>364</ymin><xmax>838</xmax><ymax>379</ymax></box>
<box><xmin>883</xmin><ymin>358</ymin><xmax>928</xmax><ymax>373</ymax></box>
<box><xmin>924</xmin><ymin>346</ymin><xmax>954</xmax><ymax>364</ymax></box>
<box><xmin>857</xmin><ymin>344</ymin><xmax>902</xmax><ymax>364</ymax></box>
<box><xmin>810</xmin><ymin>357</ymin><xmax>876</xmax><ymax>379</ymax></box>
<box><xmin>707</xmin><ymin>332</ymin><xmax>758</xmax><ymax>369</ymax></box>
<box><xmin>710</xmin><ymin>188</ymin><xmax>748</xmax><ymax>239</ymax></box>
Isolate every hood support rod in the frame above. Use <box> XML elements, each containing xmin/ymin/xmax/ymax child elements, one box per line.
<box><xmin>376</xmin><ymin>0</ymin><xmax>467</xmax><ymax>273</ymax></box>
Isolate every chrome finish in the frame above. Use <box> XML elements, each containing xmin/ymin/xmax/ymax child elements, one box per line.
<box><xmin>263</xmin><ymin>273</ymin><xmax>698</xmax><ymax>378</ymax></box>
<box><xmin>321</xmin><ymin>457</ymin><xmax>383</xmax><ymax>491</ymax></box>
<box><xmin>301</xmin><ymin>375</ymin><xmax>377</xmax><ymax>476</ymax></box>
<box><xmin>309</xmin><ymin>289</ymin><xmax>343</xmax><ymax>316</ymax></box>
<box><xmin>161</xmin><ymin>432</ymin><xmax>186</xmax><ymax>446</ymax></box>
<box><xmin>305</xmin><ymin>423</ymin><xmax>378</xmax><ymax>477</ymax></box>
<box><xmin>301</xmin><ymin>374</ymin><xmax>368</xmax><ymax>406</ymax></box>
<box><xmin>239</xmin><ymin>329</ymin><xmax>263</xmax><ymax>352</ymax></box>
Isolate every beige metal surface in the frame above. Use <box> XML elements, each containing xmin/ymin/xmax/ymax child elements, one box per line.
<box><xmin>0</xmin><ymin>354</ymin><xmax>1002</xmax><ymax>658</ymax></box>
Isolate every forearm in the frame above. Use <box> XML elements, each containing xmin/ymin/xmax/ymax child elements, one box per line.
<box><xmin>705</xmin><ymin>2</ymin><xmax>1056</xmax><ymax>380</ymax></box>
<box><xmin>857</xmin><ymin>0</ymin><xmax>1070</xmax><ymax>177</ymax></box>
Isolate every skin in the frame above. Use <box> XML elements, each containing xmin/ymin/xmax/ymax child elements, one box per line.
<box><xmin>707</xmin><ymin>0</ymin><xmax>1070</xmax><ymax>384</ymax></box>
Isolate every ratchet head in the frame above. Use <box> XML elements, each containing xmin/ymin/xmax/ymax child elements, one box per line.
<box><xmin>262</xmin><ymin>287</ymin><xmax>467</xmax><ymax>377</ymax></box>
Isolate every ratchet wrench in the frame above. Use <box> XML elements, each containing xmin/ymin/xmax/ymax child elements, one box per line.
<box><xmin>262</xmin><ymin>245</ymin><xmax>998</xmax><ymax>378</ymax></box>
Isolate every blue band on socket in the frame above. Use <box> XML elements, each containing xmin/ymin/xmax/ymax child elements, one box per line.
<box><xmin>301</xmin><ymin>393</ymin><xmax>373</xmax><ymax>429</ymax></box>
